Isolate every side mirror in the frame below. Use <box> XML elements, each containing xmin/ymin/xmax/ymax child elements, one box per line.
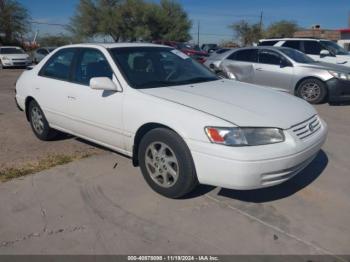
<box><xmin>89</xmin><ymin>77</ymin><xmax>121</xmax><ymax>91</ymax></box>
<box><xmin>320</xmin><ymin>50</ymin><xmax>330</xmax><ymax>58</ymax></box>
<box><xmin>280</xmin><ymin>59</ymin><xmax>291</xmax><ymax>68</ymax></box>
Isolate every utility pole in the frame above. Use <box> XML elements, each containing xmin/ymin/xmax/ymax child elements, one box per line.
<box><xmin>259</xmin><ymin>10</ymin><xmax>263</xmax><ymax>31</ymax></box>
<box><xmin>197</xmin><ymin>20</ymin><xmax>200</xmax><ymax>46</ymax></box>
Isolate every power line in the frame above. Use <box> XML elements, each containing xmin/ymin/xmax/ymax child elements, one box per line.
<box><xmin>29</xmin><ymin>20</ymin><xmax>68</xmax><ymax>27</ymax></box>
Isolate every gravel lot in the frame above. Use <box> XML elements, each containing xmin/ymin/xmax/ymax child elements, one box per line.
<box><xmin>0</xmin><ymin>69</ymin><xmax>350</xmax><ymax>257</ymax></box>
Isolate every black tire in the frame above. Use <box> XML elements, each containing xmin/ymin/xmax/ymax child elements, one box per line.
<box><xmin>216</xmin><ymin>70</ymin><xmax>228</xmax><ymax>79</ymax></box>
<box><xmin>0</xmin><ymin>60</ymin><xmax>3</xmax><ymax>69</ymax></box>
<box><xmin>138</xmin><ymin>128</ymin><xmax>198</xmax><ymax>198</ymax></box>
<box><xmin>296</xmin><ymin>78</ymin><xmax>327</xmax><ymax>104</ymax></box>
<box><xmin>28</xmin><ymin>100</ymin><xmax>58</xmax><ymax>141</ymax></box>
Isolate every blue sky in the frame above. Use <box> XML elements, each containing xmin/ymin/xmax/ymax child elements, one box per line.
<box><xmin>19</xmin><ymin>0</ymin><xmax>350</xmax><ymax>44</ymax></box>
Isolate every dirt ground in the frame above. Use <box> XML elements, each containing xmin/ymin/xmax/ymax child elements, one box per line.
<box><xmin>0</xmin><ymin>69</ymin><xmax>102</xmax><ymax>170</ymax></box>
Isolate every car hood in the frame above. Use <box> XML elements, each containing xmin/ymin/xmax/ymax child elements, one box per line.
<box><xmin>0</xmin><ymin>54</ymin><xmax>29</xmax><ymax>59</ymax></box>
<box><xmin>300</xmin><ymin>62</ymin><xmax>350</xmax><ymax>73</ymax></box>
<box><xmin>140</xmin><ymin>80</ymin><xmax>316</xmax><ymax>129</ymax></box>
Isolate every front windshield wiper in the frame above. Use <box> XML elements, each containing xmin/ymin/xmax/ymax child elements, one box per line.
<box><xmin>175</xmin><ymin>77</ymin><xmax>218</xmax><ymax>85</ymax></box>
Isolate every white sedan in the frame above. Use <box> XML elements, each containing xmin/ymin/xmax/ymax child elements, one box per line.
<box><xmin>0</xmin><ymin>46</ymin><xmax>32</xmax><ymax>68</ymax></box>
<box><xmin>15</xmin><ymin>43</ymin><xmax>328</xmax><ymax>198</ymax></box>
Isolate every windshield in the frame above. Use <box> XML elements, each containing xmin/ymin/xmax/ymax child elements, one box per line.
<box><xmin>0</xmin><ymin>48</ymin><xmax>25</xmax><ymax>54</ymax></box>
<box><xmin>110</xmin><ymin>47</ymin><xmax>218</xmax><ymax>89</ymax></box>
<box><xmin>320</xmin><ymin>41</ymin><xmax>348</xmax><ymax>55</ymax></box>
<box><xmin>280</xmin><ymin>48</ymin><xmax>316</xmax><ymax>64</ymax></box>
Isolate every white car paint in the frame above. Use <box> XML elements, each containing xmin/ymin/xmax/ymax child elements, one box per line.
<box><xmin>15</xmin><ymin>43</ymin><xmax>328</xmax><ymax>191</ymax></box>
<box><xmin>0</xmin><ymin>46</ymin><xmax>31</xmax><ymax>67</ymax></box>
<box><xmin>260</xmin><ymin>38</ymin><xmax>350</xmax><ymax>67</ymax></box>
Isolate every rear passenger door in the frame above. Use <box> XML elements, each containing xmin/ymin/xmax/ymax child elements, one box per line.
<box><xmin>67</xmin><ymin>48</ymin><xmax>125</xmax><ymax>151</ymax></box>
<box><xmin>36</xmin><ymin>48</ymin><xmax>77</xmax><ymax>129</ymax></box>
<box><xmin>253</xmin><ymin>49</ymin><xmax>294</xmax><ymax>91</ymax></box>
<box><xmin>222</xmin><ymin>49</ymin><xmax>258</xmax><ymax>83</ymax></box>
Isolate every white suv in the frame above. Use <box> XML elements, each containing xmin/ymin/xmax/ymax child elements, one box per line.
<box><xmin>259</xmin><ymin>38</ymin><xmax>350</xmax><ymax>66</ymax></box>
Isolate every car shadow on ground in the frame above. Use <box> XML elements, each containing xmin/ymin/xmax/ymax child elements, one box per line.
<box><xmin>185</xmin><ymin>150</ymin><xmax>328</xmax><ymax>202</ymax></box>
<box><xmin>329</xmin><ymin>101</ymin><xmax>350</xmax><ymax>106</ymax></box>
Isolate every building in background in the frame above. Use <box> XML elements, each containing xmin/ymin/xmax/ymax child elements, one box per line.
<box><xmin>294</xmin><ymin>25</ymin><xmax>350</xmax><ymax>51</ymax></box>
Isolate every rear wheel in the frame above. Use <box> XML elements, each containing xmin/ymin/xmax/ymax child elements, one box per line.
<box><xmin>138</xmin><ymin>128</ymin><xmax>198</xmax><ymax>198</ymax></box>
<box><xmin>296</xmin><ymin>78</ymin><xmax>327</xmax><ymax>104</ymax></box>
<box><xmin>28</xmin><ymin>100</ymin><xmax>58</xmax><ymax>140</ymax></box>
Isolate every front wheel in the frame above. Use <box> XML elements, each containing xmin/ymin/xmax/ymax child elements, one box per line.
<box><xmin>296</xmin><ymin>78</ymin><xmax>327</xmax><ymax>104</ymax></box>
<box><xmin>28</xmin><ymin>100</ymin><xmax>59</xmax><ymax>140</ymax></box>
<box><xmin>138</xmin><ymin>128</ymin><xmax>198</xmax><ymax>198</ymax></box>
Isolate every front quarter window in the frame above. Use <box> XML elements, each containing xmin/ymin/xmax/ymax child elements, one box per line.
<box><xmin>110</xmin><ymin>47</ymin><xmax>218</xmax><ymax>89</ymax></box>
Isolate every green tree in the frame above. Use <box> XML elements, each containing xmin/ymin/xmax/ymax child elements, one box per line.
<box><xmin>229</xmin><ymin>20</ymin><xmax>263</xmax><ymax>46</ymax></box>
<box><xmin>69</xmin><ymin>0</ymin><xmax>192</xmax><ymax>42</ymax></box>
<box><xmin>265</xmin><ymin>20</ymin><xmax>299</xmax><ymax>38</ymax></box>
<box><xmin>0</xmin><ymin>0</ymin><xmax>30</xmax><ymax>44</ymax></box>
<box><xmin>38</xmin><ymin>34</ymin><xmax>73</xmax><ymax>47</ymax></box>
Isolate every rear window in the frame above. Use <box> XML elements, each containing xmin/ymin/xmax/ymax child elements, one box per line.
<box><xmin>0</xmin><ymin>48</ymin><xmax>25</xmax><ymax>54</ymax></box>
<box><xmin>228</xmin><ymin>49</ymin><xmax>258</xmax><ymax>62</ymax></box>
<box><xmin>282</xmin><ymin>41</ymin><xmax>302</xmax><ymax>51</ymax></box>
<box><xmin>258</xmin><ymin>40</ymin><xmax>278</xmax><ymax>46</ymax></box>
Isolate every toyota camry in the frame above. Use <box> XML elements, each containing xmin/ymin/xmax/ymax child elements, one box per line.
<box><xmin>15</xmin><ymin>43</ymin><xmax>328</xmax><ymax>198</ymax></box>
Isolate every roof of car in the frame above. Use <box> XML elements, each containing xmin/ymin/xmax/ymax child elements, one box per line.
<box><xmin>233</xmin><ymin>46</ymin><xmax>294</xmax><ymax>51</ymax></box>
<box><xmin>259</xmin><ymin>38</ymin><xmax>328</xmax><ymax>42</ymax></box>
<box><xmin>59</xmin><ymin>42</ymin><xmax>170</xmax><ymax>49</ymax></box>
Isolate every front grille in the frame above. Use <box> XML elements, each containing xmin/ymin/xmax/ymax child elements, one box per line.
<box><xmin>291</xmin><ymin>115</ymin><xmax>321</xmax><ymax>140</ymax></box>
<box><xmin>12</xmin><ymin>58</ymin><xmax>26</xmax><ymax>61</ymax></box>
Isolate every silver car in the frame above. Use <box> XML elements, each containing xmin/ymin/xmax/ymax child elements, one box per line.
<box><xmin>33</xmin><ymin>47</ymin><xmax>56</xmax><ymax>64</ymax></box>
<box><xmin>211</xmin><ymin>46</ymin><xmax>350</xmax><ymax>104</ymax></box>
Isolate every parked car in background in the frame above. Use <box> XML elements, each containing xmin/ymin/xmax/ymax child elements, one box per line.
<box><xmin>15</xmin><ymin>43</ymin><xmax>327</xmax><ymax>198</ymax></box>
<box><xmin>258</xmin><ymin>38</ymin><xmax>350</xmax><ymax>66</ymax></box>
<box><xmin>218</xmin><ymin>46</ymin><xmax>350</xmax><ymax>104</ymax></box>
<box><xmin>0</xmin><ymin>46</ymin><xmax>31</xmax><ymax>69</ymax></box>
<box><xmin>204</xmin><ymin>48</ymin><xmax>234</xmax><ymax>74</ymax></box>
<box><xmin>201</xmin><ymin>44</ymin><xmax>219</xmax><ymax>53</ymax></box>
<box><xmin>177</xmin><ymin>43</ymin><xmax>209</xmax><ymax>63</ymax></box>
<box><xmin>33</xmin><ymin>47</ymin><xmax>57</xmax><ymax>64</ymax></box>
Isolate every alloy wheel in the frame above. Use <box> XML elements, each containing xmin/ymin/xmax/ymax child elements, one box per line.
<box><xmin>31</xmin><ymin>106</ymin><xmax>44</xmax><ymax>135</ymax></box>
<box><xmin>300</xmin><ymin>82</ymin><xmax>321</xmax><ymax>102</ymax></box>
<box><xmin>144</xmin><ymin>141</ymin><xmax>179</xmax><ymax>188</ymax></box>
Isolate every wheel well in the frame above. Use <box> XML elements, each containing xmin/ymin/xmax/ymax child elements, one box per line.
<box><xmin>294</xmin><ymin>77</ymin><xmax>326</xmax><ymax>95</ymax></box>
<box><xmin>24</xmin><ymin>96</ymin><xmax>35</xmax><ymax>121</ymax></box>
<box><xmin>132</xmin><ymin>123</ymin><xmax>175</xmax><ymax>167</ymax></box>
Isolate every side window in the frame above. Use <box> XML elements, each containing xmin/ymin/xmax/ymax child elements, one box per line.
<box><xmin>228</xmin><ymin>49</ymin><xmax>258</xmax><ymax>62</ymax></box>
<box><xmin>74</xmin><ymin>49</ymin><xmax>113</xmax><ymax>85</ymax></box>
<box><xmin>282</xmin><ymin>41</ymin><xmax>302</xmax><ymax>51</ymax></box>
<box><xmin>40</xmin><ymin>49</ymin><xmax>76</xmax><ymax>81</ymax></box>
<box><xmin>303</xmin><ymin>41</ymin><xmax>322</xmax><ymax>55</ymax></box>
<box><xmin>258</xmin><ymin>50</ymin><xmax>282</xmax><ymax>65</ymax></box>
<box><xmin>258</xmin><ymin>40</ymin><xmax>278</xmax><ymax>46</ymax></box>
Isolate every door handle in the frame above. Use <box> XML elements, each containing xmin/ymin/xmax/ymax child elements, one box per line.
<box><xmin>67</xmin><ymin>96</ymin><xmax>76</xmax><ymax>100</ymax></box>
<box><xmin>255</xmin><ymin>68</ymin><xmax>263</xmax><ymax>71</ymax></box>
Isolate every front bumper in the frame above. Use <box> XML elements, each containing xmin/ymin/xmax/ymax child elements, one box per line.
<box><xmin>326</xmin><ymin>78</ymin><xmax>350</xmax><ymax>102</ymax></box>
<box><xmin>187</xmin><ymin>119</ymin><xmax>328</xmax><ymax>190</ymax></box>
<box><xmin>1</xmin><ymin>60</ymin><xmax>31</xmax><ymax>67</ymax></box>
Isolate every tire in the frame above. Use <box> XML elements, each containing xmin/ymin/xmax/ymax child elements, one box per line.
<box><xmin>138</xmin><ymin>128</ymin><xmax>198</xmax><ymax>198</ymax></box>
<box><xmin>28</xmin><ymin>100</ymin><xmax>58</xmax><ymax>141</ymax></box>
<box><xmin>296</xmin><ymin>78</ymin><xmax>327</xmax><ymax>104</ymax></box>
<box><xmin>0</xmin><ymin>60</ymin><xmax>3</xmax><ymax>69</ymax></box>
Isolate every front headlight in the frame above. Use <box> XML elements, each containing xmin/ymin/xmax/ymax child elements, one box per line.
<box><xmin>1</xmin><ymin>56</ymin><xmax>10</xmax><ymax>60</ymax></box>
<box><xmin>205</xmin><ymin>127</ymin><xmax>285</xmax><ymax>146</ymax></box>
<box><xmin>329</xmin><ymin>70</ymin><xmax>350</xmax><ymax>80</ymax></box>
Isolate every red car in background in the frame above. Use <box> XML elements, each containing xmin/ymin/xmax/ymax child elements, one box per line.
<box><xmin>153</xmin><ymin>40</ymin><xmax>209</xmax><ymax>63</ymax></box>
